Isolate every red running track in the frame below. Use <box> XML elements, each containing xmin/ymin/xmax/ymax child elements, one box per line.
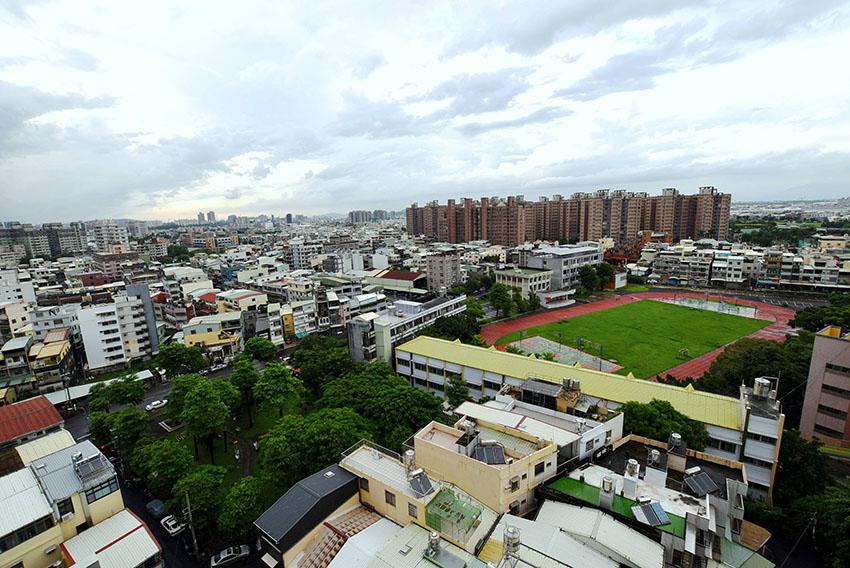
<box><xmin>480</xmin><ymin>292</ymin><xmax>796</xmax><ymax>381</ymax></box>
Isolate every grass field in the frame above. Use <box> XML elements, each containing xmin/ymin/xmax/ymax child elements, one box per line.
<box><xmin>495</xmin><ymin>300</ymin><xmax>771</xmax><ymax>378</ymax></box>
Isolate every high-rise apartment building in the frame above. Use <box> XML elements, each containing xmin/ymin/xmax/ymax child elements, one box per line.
<box><xmin>207</xmin><ymin>210</ymin><xmax>216</xmax><ymax>223</ymax></box>
<box><xmin>800</xmin><ymin>326</ymin><xmax>850</xmax><ymax>447</ymax></box>
<box><xmin>406</xmin><ymin>187</ymin><xmax>731</xmax><ymax>246</ymax></box>
<box><xmin>88</xmin><ymin>220</ymin><xmax>129</xmax><ymax>251</ymax></box>
<box><xmin>197</xmin><ymin>211</ymin><xmax>205</xmax><ymax>224</ymax></box>
<box><xmin>425</xmin><ymin>252</ymin><xmax>463</xmax><ymax>292</ymax></box>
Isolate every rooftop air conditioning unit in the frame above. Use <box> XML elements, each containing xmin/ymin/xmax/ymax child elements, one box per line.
<box><xmin>44</xmin><ymin>545</ymin><xmax>57</xmax><ymax>555</ymax></box>
<box><xmin>61</xmin><ymin>512</ymin><xmax>74</xmax><ymax>522</ymax></box>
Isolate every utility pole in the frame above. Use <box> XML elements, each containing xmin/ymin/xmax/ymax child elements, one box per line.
<box><xmin>185</xmin><ymin>491</ymin><xmax>200</xmax><ymax>560</ymax></box>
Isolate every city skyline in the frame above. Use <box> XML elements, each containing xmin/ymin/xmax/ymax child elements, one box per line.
<box><xmin>3</xmin><ymin>1</ymin><xmax>850</xmax><ymax>223</ymax></box>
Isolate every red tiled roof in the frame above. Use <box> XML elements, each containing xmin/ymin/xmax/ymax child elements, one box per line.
<box><xmin>199</xmin><ymin>292</ymin><xmax>218</xmax><ymax>303</ymax></box>
<box><xmin>0</xmin><ymin>396</ymin><xmax>63</xmax><ymax>443</ymax></box>
<box><xmin>150</xmin><ymin>291</ymin><xmax>169</xmax><ymax>303</ymax></box>
<box><xmin>378</xmin><ymin>270</ymin><xmax>425</xmax><ymax>281</ymax></box>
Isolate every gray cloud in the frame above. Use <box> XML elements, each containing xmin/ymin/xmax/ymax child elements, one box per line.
<box><xmin>456</xmin><ymin>106</ymin><xmax>571</xmax><ymax>136</ymax></box>
<box><xmin>424</xmin><ymin>68</ymin><xmax>532</xmax><ymax>118</ymax></box>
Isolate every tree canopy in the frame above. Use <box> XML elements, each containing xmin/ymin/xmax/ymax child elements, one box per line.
<box><xmin>290</xmin><ymin>335</ymin><xmax>354</xmax><ymax>397</ymax></box>
<box><xmin>773</xmin><ymin>429</ymin><xmax>828</xmax><ymax>507</ymax></box>
<box><xmin>244</xmin><ymin>336</ymin><xmax>277</xmax><ymax>361</ymax></box>
<box><xmin>156</xmin><ymin>343</ymin><xmax>208</xmax><ymax>379</ymax></box>
<box><xmin>218</xmin><ymin>476</ymin><xmax>269</xmax><ymax>540</ymax></box>
<box><xmin>317</xmin><ymin>362</ymin><xmax>442</xmax><ymax>450</ymax></box>
<box><xmin>419</xmin><ymin>312</ymin><xmax>485</xmax><ymax>346</ymax></box>
<box><xmin>259</xmin><ymin>408</ymin><xmax>373</xmax><ymax>488</ymax></box>
<box><xmin>578</xmin><ymin>265</ymin><xmax>600</xmax><ymax>292</ymax></box>
<box><xmin>132</xmin><ymin>438</ymin><xmax>194</xmax><ymax>496</ymax></box>
<box><xmin>170</xmin><ymin>465</ymin><xmax>227</xmax><ymax>534</ymax></box>
<box><xmin>181</xmin><ymin>380</ymin><xmax>229</xmax><ymax>463</ymax></box>
<box><xmin>622</xmin><ymin>399</ymin><xmax>708</xmax><ymax>450</ymax></box>
<box><xmin>254</xmin><ymin>363</ymin><xmax>303</xmax><ymax>417</ymax></box>
<box><xmin>487</xmin><ymin>282</ymin><xmax>513</xmax><ymax>318</ymax></box>
<box><xmin>445</xmin><ymin>375</ymin><xmax>470</xmax><ymax>409</ymax></box>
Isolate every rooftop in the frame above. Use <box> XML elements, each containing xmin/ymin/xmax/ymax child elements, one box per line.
<box><xmin>366</xmin><ymin>523</ymin><xmax>488</xmax><ymax>568</ymax></box>
<box><xmin>0</xmin><ymin>395</ymin><xmax>63</xmax><ymax>444</ymax></box>
<box><xmin>62</xmin><ymin>509</ymin><xmax>160</xmax><ymax>568</ymax></box>
<box><xmin>0</xmin><ymin>467</ymin><xmax>53</xmax><ymax>537</ymax></box>
<box><xmin>454</xmin><ymin>401</ymin><xmax>581</xmax><ymax>447</ymax></box>
<box><xmin>0</xmin><ymin>336</ymin><xmax>32</xmax><ymax>352</ymax></box>
<box><xmin>397</xmin><ymin>336</ymin><xmax>743</xmax><ymax>430</ymax></box>
<box><xmin>494</xmin><ymin>267</ymin><xmax>552</xmax><ymax>277</ymax></box>
<box><xmin>31</xmin><ymin>440</ymin><xmax>115</xmax><ymax>501</ymax></box>
<box><xmin>340</xmin><ymin>442</ymin><xmax>437</xmax><ymax>500</ymax></box>
<box><xmin>16</xmin><ymin>429</ymin><xmax>76</xmax><ymax>465</ymax></box>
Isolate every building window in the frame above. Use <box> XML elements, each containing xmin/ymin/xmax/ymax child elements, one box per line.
<box><xmin>825</xmin><ymin>363</ymin><xmax>850</xmax><ymax>377</ymax></box>
<box><xmin>359</xmin><ymin>478</ymin><xmax>369</xmax><ymax>492</ymax></box>
<box><xmin>708</xmin><ymin>438</ymin><xmax>738</xmax><ymax>453</ymax></box>
<box><xmin>413</xmin><ymin>362</ymin><xmax>426</xmax><ymax>372</ymax></box>
<box><xmin>818</xmin><ymin>404</ymin><xmax>849</xmax><ymax>420</ymax></box>
<box><xmin>483</xmin><ymin>380</ymin><xmax>501</xmax><ymax>391</ymax></box>
<box><xmin>742</xmin><ymin>455</ymin><xmax>773</xmax><ymax>469</ymax></box>
<box><xmin>534</xmin><ymin>462</ymin><xmax>545</xmax><ymax>476</ymax></box>
<box><xmin>0</xmin><ymin>516</ymin><xmax>54</xmax><ymax>554</ymax></box>
<box><xmin>57</xmin><ymin>498</ymin><xmax>74</xmax><ymax>516</ymax></box>
<box><xmin>510</xmin><ymin>478</ymin><xmax>520</xmax><ymax>492</ymax></box>
<box><xmin>84</xmin><ymin>477</ymin><xmax>119</xmax><ymax>504</ymax></box>
<box><xmin>745</xmin><ymin>433</ymin><xmax>776</xmax><ymax>445</ymax></box>
<box><xmin>397</xmin><ymin>359</ymin><xmax>410</xmax><ymax>368</ymax></box>
<box><xmin>822</xmin><ymin>383</ymin><xmax>850</xmax><ymax>399</ymax></box>
<box><xmin>585</xmin><ymin>440</ymin><xmax>595</xmax><ymax>452</ymax></box>
<box><xmin>408</xmin><ymin>503</ymin><xmax>418</xmax><ymax>518</ymax></box>
<box><xmin>385</xmin><ymin>491</ymin><xmax>396</xmax><ymax>507</ymax></box>
<box><xmin>731</xmin><ymin>517</ymin><xmax>742</xmax><ymax>535</ymax></box>
<box><xmin>814</xmin><ymin>424</ymin><xmax>844</xmax><ymax>438</ymax></box>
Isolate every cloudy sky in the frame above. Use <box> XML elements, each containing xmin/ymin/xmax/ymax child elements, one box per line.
<box><xmin>2</xmin><ymin>0</ymin><xmax>849</xmax><ymax>223</ymax></box>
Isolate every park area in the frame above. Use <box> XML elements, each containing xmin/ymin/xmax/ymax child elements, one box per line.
<box><xmin>495</xmin><ymin>300</ymin><xmax>771</xmax><ymax>378</ymax></box>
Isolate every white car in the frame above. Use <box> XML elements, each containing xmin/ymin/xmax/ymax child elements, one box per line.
<box><xmin>145</xmin><ymin>399</ymin><xmax>168</xmax><ymax>411</ymax></box>
<box><xmin>210</xmin><ymin>545</ymin><xmax>250</xmax><ymax>567</ymax></box>
<box><xmin>160</xmin><ymin>515</ymin><xmax>186</xmax><ymax>537</ymax></box>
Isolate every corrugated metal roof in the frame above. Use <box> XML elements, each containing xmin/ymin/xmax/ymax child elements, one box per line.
<box><xmin>31</xmin><ymin>440</ymin><xmax>115</xmax><ymax>501</ymax></box>
<box><xmin>366</xmin><ymin>524</ymin><xmax>488</xmax><ymax>568</ymax></box>
<box><xmin>0</xmin><ymin>336</ymin><xmax>32</xmax><ymax>352</ymax></box>
<box><xmin>0</xmin><ymin>395</ymin><xmax>64</xmax><ymax>443</ymax></box>
<box><xmin>0</xmin><ymin>468</ymin><xmax>53</xmax><ymax>535</ymax></box>
<box><xmin>488</xmin><ymin>514</ymin><xmax>617</xmax><ymax>568</ymax></box>
<box><xmin>326</xmin><ymin>518</ymin><xmax>402</xmax><ymax>568</ymax></box>
<box><xmin>16</xmin><ymin>429</ymin><xmax>76</xmax><ymax>465</ymax></box>
<box><xmin>63</xmin><ymin>509</ymin><xmax>160</xmax><ymax>568</ymax></box>
<box><xmin>536</xmin><ymin>501</ymin><xmax>664</xmax><ymax>568</ymax></box>
<box><xmin>398</xmin><ymin>337</ymin><xmax>742</xmax><ymax>430</ymax></box>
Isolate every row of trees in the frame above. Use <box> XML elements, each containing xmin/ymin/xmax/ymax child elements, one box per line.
<box><xmin>487</xmin><ymin>282</ymin><xmax>541</xmax><ymax>318</ymax></box>
<box><xmin>90</xmin><ymin>342</ymin><xmax>303</xmax><ymax>542</ymax></box>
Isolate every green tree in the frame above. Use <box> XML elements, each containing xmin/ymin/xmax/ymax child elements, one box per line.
<box><xmin>579</xmin><ymin>265</ymin><xmax>600</xmax><ymax>291</ymax></box>
<box><xmin>218</xmin><ymin>476</ymin><xmax>268</xmax><ymax>540</ymax></box>
<box><xmin>463</xmin><ymin>274</ymin><xmax>482</xmax><ymax>295</ymax></box>
<box><xmin>109</xmin><ymin>375</ymin><xmax>145</xmax><ymax>406</ymax></box>
<box><xmin>795</xmin><ymin>477</ymin><xmax>850</xmax><ymax>566</ymax></box>
<box><xmin>230</xmin><ymin>353</ymin><xmax>260</xmax><ymax>426</ymax></box>
<box><xmin>596</xmin><ymin>262</ymin><xmax>615</xmax><ymax>287</ymax></box>
<box><xmin>133</xmin><ymin>438</ymin><xmax>193</xmax><ymax>496</ymax></box>
<box><xmin>259</xmin><ymin>409</ymin><xmax>372</xmax><ymax>488</ymax></box>
<box><xmin>167</xmin><ymin>374</ymin><xmax>204</xmax><ymax>421</ymax></box>
<box><xmin>170</xmin><ymin>466</ymin><xmax>227</xmax><ymax>534</ymax></box>
<box><xmin>540</xmin><ymin>352</ymin><xmax>557</xmax><ymax>361</ymax></box>
<box><xmin>773</xmin><ymin>429</ymin><xmax>828</xmax><ymax>507</ymax></box>
<box><xmin>244</xmin><ymin>336</ymin><xmax>277</xmax><ymax>361</ymax></box>
<box><xmin>166</xmin><ymin>245</ymin><xmax>190</xmax><ymax>261</ymax></box>
<box><xmin>181</xmin><ymin>381</ymin><xmax>229</xmax><ymax>463</ymax></box>
<box><xmin>464</xmin><ymin>296</ymin><xmax>485</xmax><ymax>320</ymax></box>
<box><xmin>89</xmin><ymin>412</ymin><xmax>113</xmax><ymax>446</ymax></box>
<box><xmin>156</xmin><ymin>343</ymin><xmax>208</xmax><ymax>379</ymax></box>
<box><xmin>512</xmin><ymin>287</ymin><xmax>529</xmax><ymax>313</ymax></box>
<box><xmin>88</xmin><ymin>382</ymin><xmax>112</xmax><ymax>413</ymax></box>
<box><xmin>254</xmin><ymin>363</ymin><xmax>304</xmax><ymax>417</ymax></box>
<box><xmin>419</xmin><ymin>313</ymin><xmax>482</xmax><ymax>345</ymax></box>
<box><xmin>622</xmin><ymin>399</ymin><xmax>708</xmax><ymax>450</ymax></box>
<box><xmin>446</xmin><ymin>375</ymin><xmax>470</xmax><ymax>408</ymax></box>
<box><xmin>505</xmin><ymin>345</ymin><xmax>525</xmax><ymax>355</ymax></box>
<box><xmin>526</xmin><ymin>292</ymin><xmax>541</xmax><ymax>311</ymax></box>
<box><xmin>318</xmin><ymin>363</ymin><xmax>441</xmax><ymax>450</ymax></box>
<box><xmin>699</xmin><ymin>334</ymin><xmax>813</xmax><ymax>428</ymax></box>
<box><xmin>109</xmin><ymin>407</ymin><xmax>150</xmax><ymax>457</ymax></box>
<box><xmin>290</xmin><ymin>335</ymin><xmax>353</xmax><ymax>398</ymax></box>
<box><xmin>488</xmin><ymin>282</ymin><xmax>513</xmax><ymax>318</ymax></box>
<box><xmin>211</xmin><ymin>379</ymin><xmax>241</xmax><ymax>414</ymax></box>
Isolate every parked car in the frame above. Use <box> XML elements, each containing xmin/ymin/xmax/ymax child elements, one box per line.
<box><xmin>160</xmin><ymin>515</ymin><xmax>186</xmax><ymax>537</ymax></box>
<box><xmin>146</xmin><ymin>499</ymin><xmax>166</xmax><ymax>519</ymax></box>
<box><xmin>145</xmin><ymin>399</ymin><xmax>168</xmax><ymax>411</ymax></box>
<box><xmin>210</xmin><ymin>545</ymin><xmax>250</xmax><ymax>567</ymax></box>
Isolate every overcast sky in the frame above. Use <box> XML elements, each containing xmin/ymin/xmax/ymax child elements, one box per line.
<box><xmin>2</xmin><ymin>1</ymin><xmax>849</xmax><ymax>223</ymax></box>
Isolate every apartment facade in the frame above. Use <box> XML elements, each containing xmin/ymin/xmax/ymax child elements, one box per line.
<box><xmin>347</xmin><ymin>295</ymin><xmax>466</xmax><ymax>362</ymax></box>
<box><xmin>77</xmin><ymin>295</ymin><xmax>153</xmax><ymax>372</ymax></box>
<box><xmin>407</xmin><ymin>187</ymin><xmax>731</xmax><ymax>246</ymax></box>
<box><xmin>425</xmin><ymin>252</ymin><xmax>463</xmax><ymax>292</ymax></box>
<box><xmin>800</xmin><ymin>326</ymin><xmax>850</xmax><ymax>447</ymax></box>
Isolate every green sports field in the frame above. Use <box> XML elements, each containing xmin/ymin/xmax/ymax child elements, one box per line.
<box><xmin>495</xmin><ymin>300</ymin><xmax>770</xmax><ymax>378</ymax></box>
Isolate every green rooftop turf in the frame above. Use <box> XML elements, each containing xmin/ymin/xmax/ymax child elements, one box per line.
<box><xmin>426</xmin><ymin>488</ymin><xmax>481</xmax><ymax>534</ymax></box>
<box><xmin>496</xmin><ymin>300</ymin><xmax>770</xmax><ymax>378</ymax></box>
<box><xmin>548</xmin><ymin>476</ymin><xmax>686</xmax><ymax>538</ymax></box>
